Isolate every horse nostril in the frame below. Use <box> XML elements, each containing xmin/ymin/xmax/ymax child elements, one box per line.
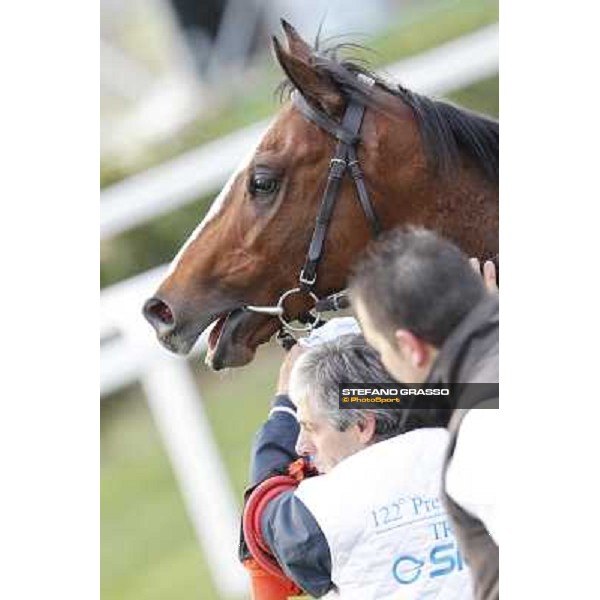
<box><xmin>143</xmin><ymin>297</ymin><xmax>175</xmax><ymax>330</ymax></box>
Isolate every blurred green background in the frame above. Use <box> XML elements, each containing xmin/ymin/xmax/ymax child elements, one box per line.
<box><xmin>101</xmin><ymin>1</ymin><xmax>498</xmax><ymax>599</ymax></box>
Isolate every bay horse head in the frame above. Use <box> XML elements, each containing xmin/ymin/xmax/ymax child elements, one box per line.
<box><xmin>143</xmin><ymin>20</ymin><xmax>498</xmax><ymax>370</ymax></box>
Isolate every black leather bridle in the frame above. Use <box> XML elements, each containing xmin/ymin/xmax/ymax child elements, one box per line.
<box><xmin>293</xmin><ymin>91</ymin><xmax>382</xmax><ymax>290</ymax></box>
<box><xmin>245</xmin><ymin>84</ymin><xmax>382</xmax><ymax>336</ymax></box>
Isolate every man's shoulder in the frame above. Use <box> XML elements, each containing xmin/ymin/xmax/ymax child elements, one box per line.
<box><xmin>455</xmin><ymin>407</ymin><xmax>499</xmax><ymax>442</ymax></box>
<box><xmin>465</xmin><ymin>332</ymin><xmax>498</xmax><ymax>383</ymax></box>
<box><xmin>296</xmin><ymin>428</ymin><xmax>450</xmax><ymax>504</ymax></box>
<box><xmin>446</xmin><ymin>408</ymin><xmax>499</xmax><ymax>543</ymax></box>
<box><xmin>428</xmin><ymin>295</ymin><xmax>498</xmax><ymax>385</ymax></box>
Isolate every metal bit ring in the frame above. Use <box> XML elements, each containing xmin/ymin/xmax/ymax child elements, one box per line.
<box><xmin>276</xmin><ymin>288</ymin><xmax>321</xmax><ymax>333</ymax></box>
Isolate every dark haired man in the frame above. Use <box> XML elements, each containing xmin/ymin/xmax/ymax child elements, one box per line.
<box><xmin>349</xmin><ymin>227</ymin><xmax>499</xmax><ymax>600</ymax></box>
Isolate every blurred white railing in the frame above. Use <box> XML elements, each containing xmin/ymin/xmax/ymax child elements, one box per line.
<box><xmin>100</xmin><ymin>24</ymin><xmax>498</xmax><ymax>238</ymax></box>
<box><xmin>100</xmin><ymin>24</ymin><xmax>498</xmax><ymax>599</ymax></box>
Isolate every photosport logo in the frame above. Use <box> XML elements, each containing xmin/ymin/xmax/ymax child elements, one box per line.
<box><xmin>338</xmin><ymin>382</ymin><xmax>499</xmax><ymax>409</ymax></box>
<box><xmin>338</xmin><ymin>383</ymin><xmax>451</xmax><ymax>409</ymax></box>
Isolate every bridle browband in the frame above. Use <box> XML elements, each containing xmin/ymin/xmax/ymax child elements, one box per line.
<box><xmin>245</xmin><ymin>83</ymin><xmax>381</xmax><ymax>336</ymax></box>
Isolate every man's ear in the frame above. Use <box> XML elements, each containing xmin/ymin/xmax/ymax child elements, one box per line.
<box><xmin>357</xmin><ymin>413</ymin><xmax>377</xmax><ymax>444</ymax></box>
<box><xmin>272</xmin><ymin>30</ymin><xmax>344</xmax><ymax>116</ymax></box>
<box><xmin>395</xmin><ymin>330</ymin><xmax>429</xmax><ymax>368</ymax></box>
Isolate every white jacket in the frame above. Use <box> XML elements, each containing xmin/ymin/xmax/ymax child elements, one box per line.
<box><xmin>295</xmin><ymin>428</ymin><xmax>474</xmax><ymax>599</ymax></box>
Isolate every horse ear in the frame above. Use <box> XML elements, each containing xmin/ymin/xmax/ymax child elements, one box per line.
<box><xmin>272</xmin><ymin>35</ymin><xmax>344</xmax><ymax>117</ymax></box>
<box><xmin>280</xmin><ymin>19</ymin><xmax>312</xmax><ymax>63</ymax></box>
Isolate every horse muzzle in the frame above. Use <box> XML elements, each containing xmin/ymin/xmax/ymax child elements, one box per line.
<box><xmin>142</xmin><ymin>295</ymin><xmax>223</xmax><ymax>355</ymax></box>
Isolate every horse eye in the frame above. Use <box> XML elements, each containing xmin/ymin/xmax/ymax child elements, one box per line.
<box><xmin>249</xmin><ymin>171</ymin><xmax>279</xmax><ymax>196</ymax></box>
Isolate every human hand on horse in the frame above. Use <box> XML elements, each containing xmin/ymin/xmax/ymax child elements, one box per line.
<box><xmin>469</xmin><ymin>257</ymin><xmax>498</xmax><ymax>293</ymax></box>
<box><xmin>276</xmin><ymin>317</ymin><xmax>361</xmax><ymax>398</ymax></box>
<box><xmin>276</xmin><ymin>343</ymin><xmax>306</xmax><ymax>397</ymax></box>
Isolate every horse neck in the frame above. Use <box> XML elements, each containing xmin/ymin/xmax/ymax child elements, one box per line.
<box><xmin>358</xmin><ymin>86</ymin><xmax>498</xmax><ymax>259</ymax></box>
<box><xmin>375</xmin><ymin>153</ymin><xmax>499</xmax><ymax>259</ymax></box>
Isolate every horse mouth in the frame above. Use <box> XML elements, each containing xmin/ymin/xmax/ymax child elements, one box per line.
<box><xmin>205</xmin><ymin>309</ymin><xmax>278</xmax><ymax>371</ymax></box>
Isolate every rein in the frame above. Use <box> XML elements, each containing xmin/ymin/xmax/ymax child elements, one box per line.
<box><xmin>244</xmin><ymin>83</ymin><xmax>381</xmax><ymax>337</ymax></box>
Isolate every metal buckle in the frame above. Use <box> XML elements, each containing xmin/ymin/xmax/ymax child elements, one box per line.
<box><xmin>329</xmin><ymin>157</ymin><xmax>347</xmax><ymax>178</ymax></box>
<box><xmin>357</xmin><ymin>74</ymin><xmax>375</xmax><ymax>91</ymax></box>
<box><xmin>299</xmin><ymin>269</ymin><xmax>317</xmax><ymax>287</ymax></box>
<box><xmin>347</xmin><ymin>160</ymin><xmax>362</xmax><ymax>180</ymax></box>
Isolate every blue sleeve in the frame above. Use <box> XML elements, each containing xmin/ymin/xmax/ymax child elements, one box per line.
<box><xmin>261</xmin><ymin>490</ymin><xmax>333</xmax><ymax>598</ymax></box>
<box><xmin>245</xmin><ymin>396</ymin><xmax>333</xmax><ymax>595</ymax></box>
<box><xmin>250</xmin><ymin>394</ymin><xmax>300</xmax><ymax>485</ymax></box>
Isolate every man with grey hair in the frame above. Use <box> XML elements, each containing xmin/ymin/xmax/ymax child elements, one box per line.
<box><xmin>239</xmin><ymin>320</ymin><xmax>473</xmax><ymax>600</ymax></box>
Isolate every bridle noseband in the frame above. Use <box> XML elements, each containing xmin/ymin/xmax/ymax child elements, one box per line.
<box><xmin>245</xmin><ymin>82</ymin><xmax>381</xmax><ymax>337</ymax></box>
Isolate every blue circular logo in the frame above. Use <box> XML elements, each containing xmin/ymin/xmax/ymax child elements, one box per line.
<box><xmin>392</xmin><ymin>555</ymin><xmax>424</xmax><ymax>584</ymax></box>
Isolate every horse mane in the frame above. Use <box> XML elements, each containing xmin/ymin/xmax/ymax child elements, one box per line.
<box><xmin>276</xmin><ymin>41</ymin><xmax>499</xmax><ymax>183</ymax></box>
